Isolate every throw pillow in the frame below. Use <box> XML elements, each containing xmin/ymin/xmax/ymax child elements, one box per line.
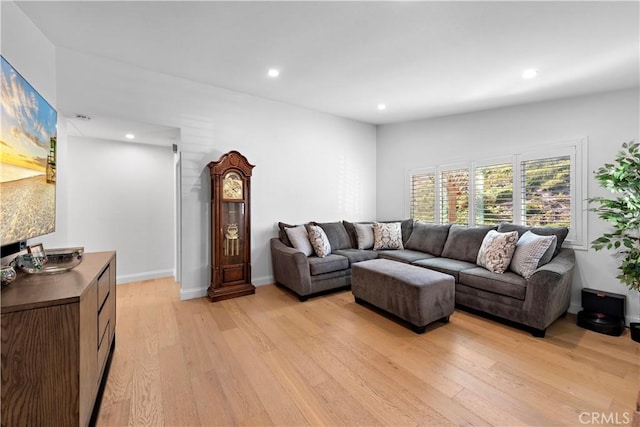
<box><xmin>307</xmin><ymin>225</ymin><xmax>332</xmax><ymax>258</ymax></box>
<box><xmin>497</xmin><ymin>223</ymin><xmax>568</xmax><ymax>256</ymax></box>
<box><xmin>285</xmin><ymin>225</ymin><xmax>313</xmax><ymax>256</ymax></box>
<box><xmin>509</xmin><ymin>231</ymin><xmax>558</xmax><ymax>279</ymax></box>
<box><xmin>476</xmin><ymin>230</ymin><xmax>519</xmax><ymax>274</ymax></box>
<box><xmin>277</xmin><ymin>222</ymin><xmax>296</xmax><ymax>247</ymax></box>
<box><xmin>354</xmin><ymin>223</ymin><xmax>374</xmax><ymax>249</ymax></box>
<box><xmin>373</xmin><ymin>222</ymin><xmax>404</xmax><ymax>250</ymax></box>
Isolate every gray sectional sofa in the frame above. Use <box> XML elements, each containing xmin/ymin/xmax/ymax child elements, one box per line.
<box><xmin>270</xmin><ymin>220</ymin><xmax>575</xmax><ymax>337</ymax></box>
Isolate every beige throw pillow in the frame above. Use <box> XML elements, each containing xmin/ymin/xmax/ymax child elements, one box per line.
<box><xmin>373</xmin><ymin>222</ymin><xmax>404</xmax><ymax>250</ymax></box>
<box><xmin>509</xmin><ymin>231</ymin><xmax>558</xmax><ymax>279</ymax></box>
<box><xmin>476</xmin><ymin>230</ymin><xmax>519</xmax><ymax>274</ymax></box>
<box><xmin>307</xmin><ymin>225</ymin><xmax>331</xmax><ymax>257</ymax></box>
<box><xmin>285</xmin><ymin>225</ymin><xmax>313</xmax><ymax>256</ymax></box>
<box><xmin>354</xmin><ymin>223</ymin><xmax>374</xmax><ymax>249</ymax></box>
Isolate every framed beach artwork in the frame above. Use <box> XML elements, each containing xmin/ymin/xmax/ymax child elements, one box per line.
<box><xmin>0</xmin><ymin>56</ymin><xmax>58</xmax><ymax>246</ymax></box>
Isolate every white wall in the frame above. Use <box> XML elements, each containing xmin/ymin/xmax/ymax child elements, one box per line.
<box><xmin>54</xmin><ymin>48</ymin><xmax>377</xmax><ymax>299</ymax></box>
<box><xmin>1</xmin><ymin>1</ymin><xmax>70</xmax><ymax>250</ymax></box>
<box><xmin>377</xmin><ymin>88</ymin><xmax>640</xmax><ymax>323</ymax></box>
<box><xmin>66</xmin><ymin>136</ymin><xmax>175</xmax><ymax>282</ymax></box>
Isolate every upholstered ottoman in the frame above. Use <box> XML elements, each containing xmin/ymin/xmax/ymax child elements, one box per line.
<box><xmin>352</xmin><ymin>259</ymin><xmax>455</xmax><ymax>333</ymax></box>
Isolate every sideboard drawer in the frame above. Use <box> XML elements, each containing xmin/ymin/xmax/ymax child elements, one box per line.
<box><xmin>97</xmin><ymin>265</ymin><xmax>110</xmax><ymax>309</ymax></box>
<box><xmin>97</xmin><ymin>320</ymin><xmax>110</xmax><ymax>372</ymax></box>
<box><xmin>98</xmin><ymin>303</ymin><xmax>110</xmax><ymax>343</ymax></box>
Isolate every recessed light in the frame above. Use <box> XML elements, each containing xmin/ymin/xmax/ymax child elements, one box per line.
<box><xmin>125</xmin><ymin>133</ymin><xmax>135</xmax><ymax>140</ymax></box>
<box><xmin>377</xmin><ymin>104</ymin><xmax>387</xmax><ymax>110</ymax></box>
<box><xmin>267</xmin><ymin>69</ymin><xmax>280</xmax><ymax>78</ymax></box>
<box><xmin>522</xmin><ymin>69</ymin><xmax>538</xmax><ymax>79</ymax></box>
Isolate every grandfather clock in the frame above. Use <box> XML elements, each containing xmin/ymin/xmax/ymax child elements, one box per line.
<box><xmin>208</xmin><ymin>151</ymin><xmax>255</xmax><ymax>302</ymax></box>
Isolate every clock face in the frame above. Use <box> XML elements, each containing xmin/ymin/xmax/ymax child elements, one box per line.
<box><xmin>223</xmin><ymin>172</ymin><xmax>243</xmax><ymax>199</ymax></box>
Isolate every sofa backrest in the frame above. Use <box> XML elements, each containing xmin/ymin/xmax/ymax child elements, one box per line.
<box><xmin>496</xmin><ymin>223</ymin><xmax>569</xmax><ymax>256</ymax></box>
<box><xmin>315</xmin><ymin>221</ymin><xmax>353</xmax><ymax>250</ymax></box>
<box><xmin>343</xmin><ymin>219</ymin><xmax>414</xmax><ymax>249</ymax></box>
<box><xmin>441</xmin><ymin>224</ymin><xmax>498</xmax><ymax>263</ymax></box>
<box><xmin>404</xmin><ymin>222</ymin><xmax>451</xmax><ymax>256</ymax></box>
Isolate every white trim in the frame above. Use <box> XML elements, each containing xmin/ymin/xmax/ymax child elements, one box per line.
<box><xmin>253</xmin><ymin>275</ymin><xmax>273</xmax><ymax>286</ymax></box>
<box><xmin>180</xmin><ymin>286</ymin><xmax>208</xmax><ymax>300</ymax></box>
<box><xmin>117</xmin><ymin>269</ymin><xmax>175</xmax><ymax>284</ymax></box>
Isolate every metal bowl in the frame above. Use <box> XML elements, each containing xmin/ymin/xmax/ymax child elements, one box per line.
<box><xmin>15</xmin><ymin>247</ymin><xmax>84</xmax><ymax>274</ymax></box>
<box><xmin>1</xmin><ymin>266</ymin><xmax>17</xmax><ymax>287</ymax></box>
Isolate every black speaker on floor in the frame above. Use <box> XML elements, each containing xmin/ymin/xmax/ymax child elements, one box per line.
<box><xmin>577</xmin><ymin>288</ymin><xmax>625</xmax><ymax>336</ymax></box>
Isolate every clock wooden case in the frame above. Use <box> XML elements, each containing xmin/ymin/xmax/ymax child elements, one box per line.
<box><xmin>208</xmin><ymin>151</ymin><xmax>255</xmax><ymax>302</ymax></box>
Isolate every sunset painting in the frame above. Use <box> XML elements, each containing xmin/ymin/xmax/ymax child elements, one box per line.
<box><xmin>1</xmin><ymin>56</ymin><xmax>57</xmax><ymax>245</ymax></box>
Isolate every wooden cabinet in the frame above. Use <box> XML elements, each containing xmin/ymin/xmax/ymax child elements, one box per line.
<box><xmin>1</xmin><ymin>251</ymin><xmax>116</xmax><ymax>427</ymax></box>
<box><xmin>208</xmin><ymin>151</ymin><xmax>255</xmax><ymax>301</ymax></box>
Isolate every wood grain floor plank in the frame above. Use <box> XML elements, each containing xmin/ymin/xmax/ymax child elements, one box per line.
<box><xmin>96</xmin><ymin>279</ymin><xmax>639</xmax><ymax>427</ymax></box>
<box><xmin>260</xmin><ymin>349</ymin><xmax>344</xmax><ymax>426</ymax></box>
<box><xmin>222</xmin><ymin>327</ymin><xmax>309</xmax><ymax>426</ymax></box>
<box><xmin>158</xmin><ymin>344</ymin><xmax>200</xmax><ymax>426</ymax></box>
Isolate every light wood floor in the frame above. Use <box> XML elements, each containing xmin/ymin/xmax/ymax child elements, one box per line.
<box><xmin>96</xmin><ymin>277</ymin><xmax>639</xmax><ymax>427</ymax></box>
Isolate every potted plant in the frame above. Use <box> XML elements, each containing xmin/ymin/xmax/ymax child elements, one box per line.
<box><xmin>590</xmin><ymin>141</ymin><xmax>640</xmax><ymax>342</ymax></box>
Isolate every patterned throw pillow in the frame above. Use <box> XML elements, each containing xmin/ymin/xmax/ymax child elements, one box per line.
<box><xmin>354</xmin><ymin>223</ymin><xmax>374</xmax><ymax>249</ymax></box>
<box><xmin>476</xmin><ymin>230</ymin><xmax>519</xmax><ymax>274</ymax></box>
<box><xmin>509</xmin><ymin>231</ymin><xmax>558</xmax><ymax>279</ymax></box>
<box><xmin>285</xmin><ymin>225</ymin><xmax>313</xmax><ymax>256</ymax></box>
<box><xmin>307</xmin><ymin>225</ymin><xmax>332</xmax><ymax>257</ymax></box>
<box><xmin>373</xmin><ymin>222</ymin><xmax>404</xmax><ymax>250</ymax></box>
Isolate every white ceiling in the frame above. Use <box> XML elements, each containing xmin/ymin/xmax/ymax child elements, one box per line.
<box><xmin>17</xmin><ymin>1</ymin><xmax>640</xmax><ymax>128</ymax></box>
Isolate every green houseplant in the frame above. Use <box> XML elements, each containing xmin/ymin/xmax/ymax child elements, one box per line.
<box><xmin>590</xmin><ymin>141</ymin><xmax>640</xmax><ymax>341</ymax></box>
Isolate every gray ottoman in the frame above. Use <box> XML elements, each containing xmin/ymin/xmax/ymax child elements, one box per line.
<box><xmin>352</xmin><ymin>259</ymin><xmax>455</xmax><ymax>333</ymax></box>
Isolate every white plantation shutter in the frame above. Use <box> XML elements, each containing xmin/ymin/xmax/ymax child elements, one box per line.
<box><xmin>440</xmin><ymin>168</ymin><xmax>469</xmax><ymax>225</ymax></box>
<box><xmin>410</xmin><ymin>170</ymin><xmax>436</xmax><ymax>222</ymax></box>
<box><xmin>407</xmin><ymin>140</ymin><xmax>584</xmax><ymax>247</ymax></box>
<box><xmin>474</xmin><ymin>163</ymin><xmax>513</xmax><ymax>225</ymax></box>
<box><xmin>520</xmin><ymin>155</ymin><xmax>571</xmax><ymax>227</ymax></box>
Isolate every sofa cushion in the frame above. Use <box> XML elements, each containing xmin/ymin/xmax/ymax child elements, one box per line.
<box><xmin>354</xmin><ymin>223</ymin><xmax>375</xmax><ymax>249</ymax></box>
<box><xmin>412</xmin><ymin>257</ymin><xmax>477</xmax><ymax>282</ymax></box>
<box><xmin>497</xmin><ymin>223</ymin><xmax>568</xmax><ymax>256</ymax></box>
<box><xmin>404</xmin><ymin>222</ymin><xmax>451</xmax><ymax>256</ymax></box>
<box><xmin>285</xmin><ymin>225</ymin><xmax>313</xmax><ymax>256</ymax></box>
<box><xmin>307</xmin><ymin>225</ymin><xmax>331</xmax><ymax>258</ymax></box>
<box><xmin>459</xmin><ymin>267</ymin><xmax>527</xmax><ymax>300</ymax></box>
<box><xmin>381</xmin><ymin>219</ymin><xmax>414</xmax><ymax>245</ymax></box>
<box><xmin>316</xmin><ymin>222</ymin><xmax>353</xmax><ymax>250</ymax></box>
<box><xmin>441</xmin><ymin>225</ymin><xmax>497</xmax><ymax>263</ymax></box>
<box><xmin>333</xmin><ymin>249</ymin><xmax>379</xmax><ymax>264</ymax></box>
<box><xmin>278</xmin><ymin>222</ymin><xmax>296</xmax><ymax>247</ymax></box>
<box><xmin>509</xmin><ymin>231</ymin><xmax>557</xmax><ymax>279</ymax></box>
<box><xmin>373</xmin><ymin>222</ymin><xmax>404</xmax><ymax>250</ymax></box>
<box><xmin>476</xmin><ymin>230</ymin><xmax>519</xmax><ymax>274</ymax></box>
<box><xmin>308</xmin><ymin>254</ymin><xmax>349</xmax><ymax>276</ymax></box>
<box><xmin>378</xmin><ymin>249</ymin><xmax>434</xmax><ymax>264</ymax></box>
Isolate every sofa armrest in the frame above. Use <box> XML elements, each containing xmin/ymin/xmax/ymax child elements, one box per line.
<box><xmin>270</xmin><ymin>238</ymin><xmax>312</xmax><ymax>296</ymax></box>
<box><xmin>522</xmin><ymin>248</ymin><xmax>575</xmax><ymax>330</ymax></box>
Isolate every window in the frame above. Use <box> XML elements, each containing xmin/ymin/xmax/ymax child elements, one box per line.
<box><xmin>440</xmin><ymin>167</ymin><xmax>469</xmax><ymax>225</ymax></box>
<box><xmin>474</xmin><ymin>162</ymin><xmax>513</xmax><ymax>225</ymax></box>
<box><xmin>407</xmin><ymin>140</ymin><xmax>586</xmax><ymax>247</ymax></box>
<box><xmin>520</xmin><ymin>156</ymin><xmax>571</xmax><ymax>227</ymax></box>
<box><xmin>410</xmin><ymin>170</ymin><xmax>436</xmax><ymax>222</ymax></box>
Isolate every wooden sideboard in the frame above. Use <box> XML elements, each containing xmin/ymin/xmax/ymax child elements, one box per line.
<box><xmin>1</xmin><ymin>251</ymin><xmax>116</xmax><ymax>427</ymax></box>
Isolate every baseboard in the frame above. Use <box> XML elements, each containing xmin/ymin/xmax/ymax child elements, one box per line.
<box><xmin>180</xmin><ymin>286</ymin><xmax>208</xmax><ymax>300</ymax></box>
<box><xmin>116</xmin><ymin>269</ymin><xmax>174</xmax><ymax>284</ymax></box>
<box><xmin>253</xmin><ymin>275</ymin><xmax>273</xmax><ymax>286</ymax></box>
<box><xmin>569</xmin><ymin>302</ymin><xmax>581</xmax><ymax>315</ymax></box>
